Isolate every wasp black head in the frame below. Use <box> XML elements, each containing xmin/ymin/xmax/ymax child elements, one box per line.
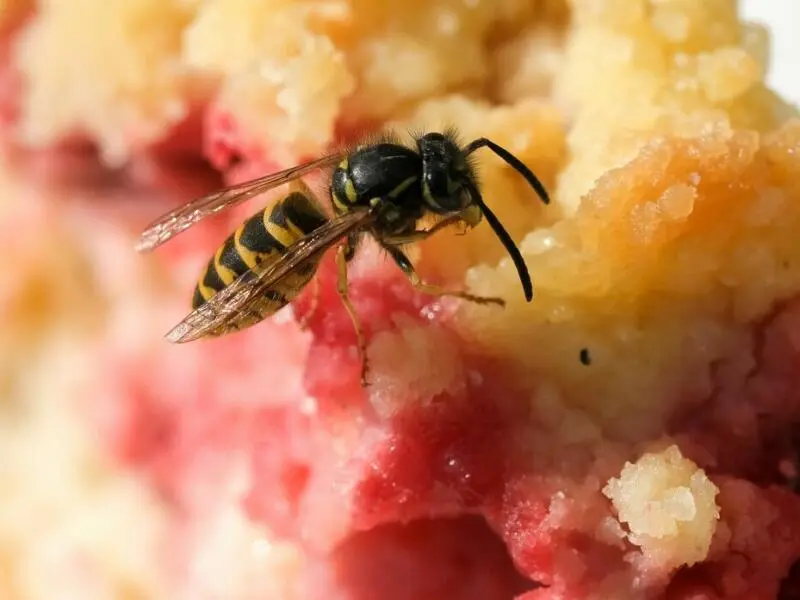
<box><xmin>417</xmin><ymin>132</ymin><xmax>552</xmax><ymax>303</ymax></box>
<box><xmin>416</xmin><ymin>132</ymin><xmax>473</xmax><ymax>214</ymax></box>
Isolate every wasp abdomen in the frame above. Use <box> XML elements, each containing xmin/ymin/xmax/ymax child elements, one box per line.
<box><xmin>192</xmin><ymin>189</ymin><xmax>329</xmax><ymax>335</ymax></box>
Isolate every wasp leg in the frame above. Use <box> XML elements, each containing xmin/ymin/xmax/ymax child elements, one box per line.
<box><xmin>336</xmin><ymin>242</ymin><xmax>369</xmax><ymax>386</ymax></box>
<box><xmin>383</xmin><ymin>214</ymin><xmax>465</xmax><ymax>245</ymax></box>
<box><xmin>295</xmin><ymin>276</ymin><xmax>321</xmax><ymax>330</ymax></box>
<box><xmin>300</xmin><ymin>232</ymin><xmax>357</xmax><ymax>331</ymax></box>
<box><xmin>382</xmin><ymin>244</ymin><xmax>506</xmax><ymax>307</ymax></box>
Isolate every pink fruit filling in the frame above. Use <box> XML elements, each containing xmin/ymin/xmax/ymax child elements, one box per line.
<box><xmin>81</xmin><ymin>237</ymin><xmax>799</xmax><ymax>599</ymax></box>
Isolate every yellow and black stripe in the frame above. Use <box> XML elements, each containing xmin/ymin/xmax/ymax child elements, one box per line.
<box><xmin>330</xmin><ymin>157</ymin><xmax>358</xmax><ymax>215</ymax></box>
<box><xmin>192</xmin><ymin>187</ymin><xmax>329</xmax><ymax>334</ymax></box>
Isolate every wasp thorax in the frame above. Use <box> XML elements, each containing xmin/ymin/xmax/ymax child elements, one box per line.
<box><xmin>417</xmin><ymin>132</ymin><xmax>470</xmax><ymax>213</ymax></box>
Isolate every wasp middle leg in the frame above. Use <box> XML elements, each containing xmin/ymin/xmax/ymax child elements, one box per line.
<box><xmin>335</xmin><ymin>237</ymin><xmax>370</xmax><ymax>386</ymax></box>
<box><xmin>381</xmin><ymin>243</ymin><xmax>506</xmax><ymax>307</ymax></box>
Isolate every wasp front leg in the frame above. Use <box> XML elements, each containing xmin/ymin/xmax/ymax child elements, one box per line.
<box><xmin>335</xmin><ymin>238</ymin><xmax>370</xmax><ymax>386</ymax></box>
<box><xmin>381</xmin><ymin>243</ymin><xmax>505</xmax><ymax>307</ymax></box>
<box><xmin>383</xmin><ymin>214</ymin><xmax>467</xmax><ymax>246</ymax></box>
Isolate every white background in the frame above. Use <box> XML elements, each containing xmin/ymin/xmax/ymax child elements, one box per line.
<box><xmin>741</xmin><ymin>0</ymin><xmax>799</xmax><ymax>106</ymax></box>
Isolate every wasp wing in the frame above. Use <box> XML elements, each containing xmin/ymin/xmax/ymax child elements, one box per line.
<box><xmin>136</xmin><ymin>152</ymin><xmax>346</xmax><ymax>253</ymax></box>
<box><xmin>164</xmin><ymin>209</ymin><xmax>374</xmax><ymax>343</ymax></box>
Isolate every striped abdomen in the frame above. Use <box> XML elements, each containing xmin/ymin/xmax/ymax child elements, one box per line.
<box><xmin>192</xmin><ymin>185</ymin><xmax>328</xmax><ymax>336</ymax></box>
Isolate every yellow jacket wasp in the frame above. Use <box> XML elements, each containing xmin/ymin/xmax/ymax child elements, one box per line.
<box><xmin>136</xmin><ymin>129</ymin><xmax>550</xmax><ymax>385</ymax></box>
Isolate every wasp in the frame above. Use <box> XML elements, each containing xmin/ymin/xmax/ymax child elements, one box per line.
<box><xmin>136</xmin><ymin>129</ymin><xmax>550</xmax><ymax>385</ymax></box>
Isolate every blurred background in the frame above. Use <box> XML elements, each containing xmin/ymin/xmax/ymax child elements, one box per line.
<box><xmin>742</xmin><ymin>0</ymin><xmax>799</xmax><ymax>105</ymax></box>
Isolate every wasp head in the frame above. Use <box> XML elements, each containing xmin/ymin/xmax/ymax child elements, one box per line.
<box><xmin>417</xmin><ymin>132</ymin><xmax>475</xmax><ymax>214</ymax></box>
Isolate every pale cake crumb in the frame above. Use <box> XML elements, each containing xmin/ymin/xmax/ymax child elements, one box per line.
<box><xmin>603</xmin><ymin>445</ymin><xmax>720</xmax><ymax>571</ymax></box>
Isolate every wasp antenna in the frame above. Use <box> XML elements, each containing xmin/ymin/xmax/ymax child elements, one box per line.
<box><xmin>464</xmin><ymin>138</ymin><xmax>550</xmax><ymax>206</ymax></box>
<box><xmin>466</xmin><ymin>183</ymin><xmax>533</xmax><ymax>302</ymax></box>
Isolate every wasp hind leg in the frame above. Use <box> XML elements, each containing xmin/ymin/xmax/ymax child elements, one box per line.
<box><xmin>295</xmin><ymin>276</ymin><xmax>321</xmax><ymax>330</ymax></box>
<box><xmin>382</xmin><ymin>243</ymin><xmax>506</xmax><ymax>307</ymax></box>
<box><xmin>335</xmin><ymin>240</ymin><xmax>370</xmax><ymax>386</ymax></box>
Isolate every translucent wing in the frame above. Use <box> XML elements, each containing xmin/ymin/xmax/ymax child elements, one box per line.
<box><xmin>136</xmin><ymin>152</ymin><xmax>346</xmax><ymax>252</ymax></box>
<box><xmin>164</xmin><ymin>209</ymin><xmax>375</xmax><ymax>343</ymax></box>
